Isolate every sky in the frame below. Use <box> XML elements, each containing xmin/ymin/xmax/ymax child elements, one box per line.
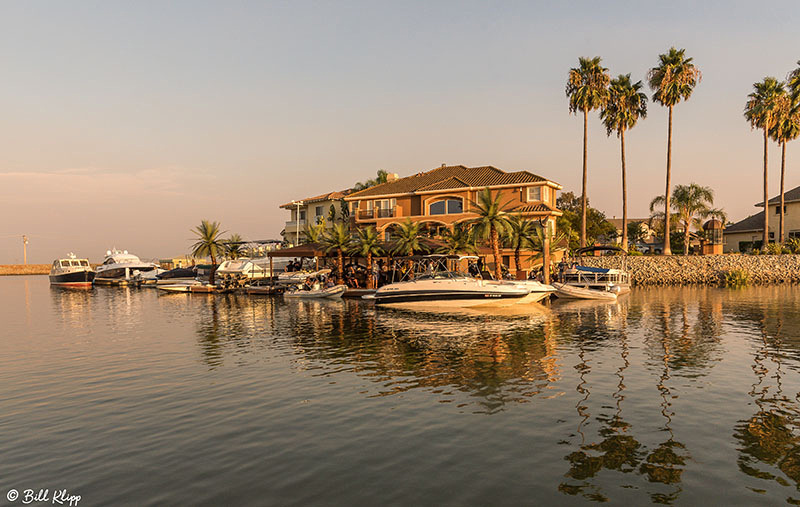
<box><xmin>1</xmin><ymin>0</ymin><xmax>799</xmax><ymax>263</ymax></box>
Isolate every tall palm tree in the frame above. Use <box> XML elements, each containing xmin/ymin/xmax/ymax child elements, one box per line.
<box><xmin>745</xmin><ymin>77</ymin><xmax>786</xmax><ymax>249</ymax></box>
<box><xmin>566</xmin><ymin>56</ymin><xmax>610</xmax><ymax>248</ymax></box>
<box><xmin>600</xmin><ymin>74</ymin><xmax>648</xmax><ymax>252</ymax></box>
<box><xmin>468</xmin><ymin>187</ymin><xmax>512</xmax><ymax>280</ymax></box>
<box><xmin>190</xmin><ymin>220</ymin><xmax>226</xmax><ymax>285</ymax></box>
<box><xmin>506</xmin><ymin>214</ymin><xmax>538</xmax><ymax>275</ymax></box>
<box><xmin>437</xmin><ymin>223</ymin><xmax>478</xmax><ymax>256</ymax></box>
<box><xmin>647</xmin><ymin>47</ymin><xmax>702</xmax><ymax>255</ymax></box>
<box><xmin>350</xmin><ymin>227</ymin><xmax>383</xmax><ymax>289</ymax></box>
<box><xmin>321</xmin><ymin>222</ymin><xmax>351</xmax><ymax>284</ymax></box>
<box><xmin>225</xmin><ymin>233</ymin><xmax>244</xmax><ymax>259</ymax></box>
<box><xmin>772</xmin><ymin>67</ymin><xmax>800</xmax><ymax>243</ymax></box>
<box><xmin>649</xmin><ymin>184</ymin><xmax>724</xmax><ymax>255</ymax></box>
<box><xmin>302</xmin><ymin>221</ymin><xmax>325</xmax><ymax>244</ymax></box>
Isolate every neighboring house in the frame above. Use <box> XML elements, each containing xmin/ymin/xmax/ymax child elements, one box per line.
<box><xmin>343</xmin><ymin>164</ymin><xmax>563</xmax><ymax>270</ymax></box>
<box><xmin>606</xmin><ymin>218</ymin><xmax>657</xmax><ymax>247</ymax></box>
<box><xmin>280</xmin><ymin>189</ymin><xmax>353</xmax><ymax>246</ymax></box>
<box><xmin>724</xmin><ymin>184</ymin><xmax>800</xmax><ymax>252</ymax></box>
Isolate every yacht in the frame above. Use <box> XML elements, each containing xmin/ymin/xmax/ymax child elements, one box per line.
<box><xmin>369</xmin><ymin>255</ymin><xmax>531</xmax><ymax>306</ymax></box>
<box><xmin>95</xmin><ymin>249</ymin><xmax>160</xmax><ymax>285</ymax></box>
<box><xmin>49</xmin><ymin>254</ymin><xmax>95</xmax><ymax>287</ymax></box>
<box><xmin>216</xmin><ymin>257</ymin><xmax>290</xmax><ymax>280</ymax></box>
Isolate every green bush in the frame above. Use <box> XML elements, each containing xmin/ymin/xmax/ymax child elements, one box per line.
<box><xmin>765</xmin><ymin>243</ymin><xmax>783</xmax><ymax>255</ymax></box>
<box><xmin>788</xmin><ymin>238</ymin><xmax>800</xmax><ymax>254</ymax></box>
<box><xmin>724</xmin><ymin>269</ymin><xmax>749</xmax><ymax>288</ymax></box>
<box><xmin>627</xmin><ymin>250</ymin><xmax>643</xmax><ymax>256</ymax></box>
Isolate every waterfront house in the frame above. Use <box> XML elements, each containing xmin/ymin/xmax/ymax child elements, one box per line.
<box><xmin>724</xmin><ymin>184</ymin><xmax>800</xmax><ymax>252</ymax></box>
<box><xmin>280</xmin><ymin>189</ymin><xmax>353</xmax><ymax>246</ymax></box>
<box><xmin>343</xmin><ymin>164</ymin><xmax>563</xmax><ymax>272</ymax></box>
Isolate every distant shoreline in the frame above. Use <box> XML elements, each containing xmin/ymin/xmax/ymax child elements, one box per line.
<box><xmin>0</xmin><ymin>264</ymin><xmax>50</xmax><ymax>276</ymax></box>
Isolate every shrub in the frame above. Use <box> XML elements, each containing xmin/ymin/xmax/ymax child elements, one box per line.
<box><xmin>788</xmin><ymin>238</ymin><xmax>800</xmax><ymax>254</ymax></box>
<box><xmin>724</xmin><ymin>269</ymin><xmax>749</xmax><ymax>288</ymax></box>
<box><xmin>627</xmin><ymin>250</ymin><xmax>643</xmax><ymax>256</ymax></box>
<box><xmin>765</xmin><ymin>243</ymin><xmax>783</xmax><ymax>255</ymax></box>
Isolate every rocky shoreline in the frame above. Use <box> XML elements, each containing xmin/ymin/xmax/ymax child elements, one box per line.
<box><xmin>577</xmin><ymin>254</ymin><xmax>800</xmax><ymax>286</ymax></box>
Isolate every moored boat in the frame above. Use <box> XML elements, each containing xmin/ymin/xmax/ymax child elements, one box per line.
<box><xmin>49</xmin><ymin>254</ymin><xmax>95</xmax><ymax>287</ymax></box>
<box><xmin>285</xmin><ymin>284</ymin><xmax>347</xmax><ymax>299</ymax></box>
<box><xmin>552</xmin><ymin>281</ymin><xmax>618</xmax><ymax>301</ymax></box>
<box><xmin>95</xmin><ymin>249</ymin><xmax>160</xmax><ymax>285</ymax></box>
<box><xmin>554</xmin><ymin>246</ymin><xmax>630</xmax><ymax>299</ymax></box>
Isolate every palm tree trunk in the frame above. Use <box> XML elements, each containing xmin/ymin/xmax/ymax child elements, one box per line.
<box><xmin>581</xmin><ymin>109</ymin><xmax>588</xmax><ymax>249</ymax></box>
<box><xmin>621</xmin><ymin>128</ymin><xmax>628</xmax><ymax>252</ymax></box>
<box><xmin>683</xmin><ymin>220</ymin><xmax>690</xmax><ymax>256</ymax></box>
<box><xmin>337</xmin><ymin>249</ymin><xmax>344</xmax><ymax>284</ymax></box>
<box><xmin>514</xmin><ymin>246</ymin><xmax>521</xmax><ymax>276</ymax></box>
<box><xmin>780</xmin><ymin>141</ymin><xmax>786</xmax><ymax>244</ymax></box>
<box><xmin>663</xmin><ymin>105</ymin><xmax>673</xmax><ymax>255</ymax></box>
<box><xmin>763</xmin><ymin>127</ymin><xmax>769</xmax><ymax>249</ymax></box>
<box><xmin>210</xmin><ymin>254</ymin><xmax>216</xmax><ymax>285</ymax></box>
<box><xmin>491</xmin><ymin>225</ymin><xmax>502</xmax><ymax>280</ymax></box>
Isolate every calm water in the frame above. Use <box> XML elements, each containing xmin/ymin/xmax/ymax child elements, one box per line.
<box><xmin>3</xmin><ymin>277</ymin><xmax>800</xmax><ymax>505</ymax></box>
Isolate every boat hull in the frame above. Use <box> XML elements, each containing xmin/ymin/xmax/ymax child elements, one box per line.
<box><xmin>552</xmin><ymin>282</ymin><xmax>618</xmax><ymax>301</ymax></box>
<box><xmin>49</xmin><ymin>270</ymin><xmax>95</xmax><ymax>287</ymax></box>
<box><xmin>285</xmin><ymin>285</ymin><xmax>347</xmax><ymax>299</ymax></box>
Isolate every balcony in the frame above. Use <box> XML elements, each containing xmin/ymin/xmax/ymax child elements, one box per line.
<box><xmin>356</xmin><ymin>208</ymin><xmax>395</xmax><ymax>221</ymax></box>
<box><xmin>284</xmin><ymin>219</ymin><xmax>306</xmax><ymax>229</ymax></box>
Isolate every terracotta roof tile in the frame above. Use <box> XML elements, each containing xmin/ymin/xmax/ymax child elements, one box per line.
<box><xmin>510</xmin><ymin>203</ymin><xmax>561</xmax><ymax>214</ymax></box>
<box><xmin>346</xmin><ymin>165</ymin><xmax>549</xmax><ymax>198</ymax></box>
<box><xmin>280</xmin><ymin>189</ymin><xmax>353</xmax><ymax>209</ymax></box>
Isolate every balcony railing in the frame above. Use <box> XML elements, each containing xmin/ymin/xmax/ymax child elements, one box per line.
<box><xmin>357</xmin><ymin>208</ymin><xmax>395</xmax><ymax>220</ymax></box>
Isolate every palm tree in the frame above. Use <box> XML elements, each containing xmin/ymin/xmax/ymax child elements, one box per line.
<box><xmin>302</xmin><ymin>221</ymin><xmax>325</xmax><ymax>244</ymax></box>
<box><xmin>321</xmin><ymin>223</ymin><xmax>351</xmax><ymax>284</ymax></box>
<box><xmin>600</xmin><ymin>74</ymin><xmax>648</xmax><ymax>252</ymax></box>
<box><xmin>437</xmin><ymin>223</ymin><xmax>478</xmax><ymax>256</ymax></box>
<box><xmin>390</xmin><ymin>218</ymin><xmax>424</xmax><ymax>257</ymax></box>
<box><xmin>745</xmin><ymin>77</ymin><xmax>786</xmax><ymax>249</ymax></box>
<box><xmin>647</xmin><ymin>47</ymin><xmax>702</xmax><ymax>255</ymax></box>
<box><xmin>467</xmin><ymin>187</ymin><xmax>512</xmax><ymax>280</ymax></box>
<box><xmin>649</xmin><ymin>184</ymin><xmax>724</xmax><ymax>255</ymax></box>
<box><xmin>225</xmin><ymin>233</ymin><xmax>244</xmax><ymax>259</ymax></box>
<box><xmin>772</xmin><ymin>68</ymin><xmax>800</xmax><ymax>243</ymax></box>
<box><xmin>566</xmin><ymin>56</ymin><xmax>610</xmax><ymax>248</ymax></box>
<box><xmin>190</xmin><ymin>220</ymin><xmax>226</xmax><ymax>285</ymax></box>
<box><xmin>350</xmin><ymin>227</ymin><xmax>383</xmax><ymax>289</ymax></box>
<box><xmin>506</xmin><ymin>214</ymin><xmax>538</xmax><ymax>275</ymax></box>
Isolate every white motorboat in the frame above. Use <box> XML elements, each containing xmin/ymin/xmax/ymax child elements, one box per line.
<box><xmin>276</xmin><ymin>268</ymin><xmax>332</xmax><ymax>286</ymax></box>
<box><xmin>217</xmin><ymin>257</ymin><xmax>290</xmax><ymax>280</ymax></box>
<box><xmin>157</xmin><ymin>280</ymin><xmax>203</xmax><ymax>293</ymax></box>
<box><xmin>371</xmin><ymin>255</ymin><xmax>530</xmax><ymax>307</ymax></box>
<box><xmin>285</xmin><ymin>284</ymin><xmax>347</xmax><ymax>299</ymax></box>
<box><xmin>552</xmin><ymin>281</ymin><xmax>618</xmax><ymax>301</ymax></box>
<box><xmin>503</xmin><ymin>280</ymin><xmax>557</xmax><ymax>303</ymax></box>
<box><xmin>49</xmin><ymin>254</ymin><xmax>95</xmax><ymax>287</ymax></box>
<box><xmin>95</xmin><ymin>249</ymin><xmax>160</xmax><ymax>285</ymax></box>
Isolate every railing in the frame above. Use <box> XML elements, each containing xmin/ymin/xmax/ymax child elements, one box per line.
<box><xmin>284</xmin><ymin>219</ymin><xmax>306</xmax><ymax>228</ymax></box>
<box><xmin>356</xmin><ymin>208</ymin><xmax>395</xmax><ymax>220</ymax></box>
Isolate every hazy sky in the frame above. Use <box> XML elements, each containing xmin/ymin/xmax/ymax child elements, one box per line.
<box><xmin>2</xmin><ymin>1</ymin><xmax>799</xmax><ymax>263</ymax></box>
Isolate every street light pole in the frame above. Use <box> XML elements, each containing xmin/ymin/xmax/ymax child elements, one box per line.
<box><xmin>291</xmin><ymin>200</ymin><xmax>304</xmax><ymax>246</ymax></box>
<box><xmin>22</xmin><ymin>235</ymin><xmax>28</xmax><ymax>265</ymax></box>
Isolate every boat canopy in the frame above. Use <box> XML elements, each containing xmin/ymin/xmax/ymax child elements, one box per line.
<box><xmin>574</xmin><ymin>245</ymin><xmax>626</xmax><ymax>256</ymax></box>
<box><xmin>575</xmin><ymin>265</ymin><xmax>610</xmax><ymax>274</ymax></box>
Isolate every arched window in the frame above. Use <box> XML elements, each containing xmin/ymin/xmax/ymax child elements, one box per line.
<box><xmin>429</xmin><ymin>197</ymin><xmax>463</xmax><ymax>215</ymax></box>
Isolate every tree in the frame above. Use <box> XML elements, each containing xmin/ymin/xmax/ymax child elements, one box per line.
<box><xmin>627</xmin><ymin>221</ymin><xmax>647</xmax><ymax>246</ymax></box>
<box><xmin>772</xmin><ymin>68</ymin><xmax>800</xmax><ymax>243</ymax></box>
<box><xmin>328</xmin><ymin>204</ymin><xmax>337</xmax><ymax>223</ymax></box>
<box><xmin>225</xmin><ymin>233</ymin><xmax>244</xmax><ymax>259</ymax></box>
<box><xmin>350</xmin><ymin>227</ymin><xmax>383</xmax><ymax>289</ymax></box>
<box><xmin>566</xmin><ymin>56</ymin><xmax>610</xmax><ymax>248</ymax></box>
<box><xmin>648</xmin><ymin>47</ymin><xmax>702</xmax><ymax>255</ymax></box>
<box><xmin>353</xmin><ymin>170</ymin><xmax>389</xmax><ymax>191</ymax></box>
<box><xmin>390</xmin><ymin>218</ymin><xmax>424</xmax><ymax>257</ymax></box>
<box><xmin>556</xmin><ymin>191</ymin><xmax>616</xmax><ymax>251</ymax></box>
<box><xmin>505</xmin><ymin>214</ymin><xmax>537</xmax><ymax>275</ymax></box>
<box><xmin>649</xmin><ymin>184</ymin><xmax>725</xmax><ymax>255</ymax></box>
<box><xmin>339</xmin><ymin>199</ymin><xmax>350</xmax><ymax>221</ymax></box>
<box><xmin>190</xmin><ymin>220</ymin><xmax>226</xmax><ymax>285</ymax></box>
<box><xmin>468</xmin><ymin>187</ymin><xmax>512</xmax><ymax>280</ymax></box>
<box><xmin>600</xmin><ymin>74</ymin><xmax>648</xmax><ymax>252</ymax></box>
<box><xmin>437</xmin><ymin>223</ymin><xmax>478</xmax><ymax>256</ymax></box>
<box><xmin>302</xmin><ymin>221</ymin><xmax>325</xmax><ymax>244</ymax></box>
<box><xmin>745</xmin><ymin>77</ymin><xmax>786</xmax><ymax>248</ymax></box>
<box><xmin>321</xmin><ymin>223</ymin><xmax>351</xmax><ymax>284</ymax></box>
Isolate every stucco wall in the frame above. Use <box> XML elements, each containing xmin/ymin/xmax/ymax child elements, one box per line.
<box><xmin>577</xmin><ymin>254</ymin><xmax>800</xmax><ymax>286</ymax></box>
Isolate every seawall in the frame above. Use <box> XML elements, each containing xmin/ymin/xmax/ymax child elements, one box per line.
<box><xmin>0</xmin><ymin>264</ymin><xmax>50</xmax><ymax>276</ymax></box>
<box><xmin>577</xmin><ymin>254</ymin><xmax>800</xmax><ymax>286</ymax></box>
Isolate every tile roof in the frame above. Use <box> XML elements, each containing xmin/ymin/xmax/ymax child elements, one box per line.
<box><xmin>345</xmin><ymin>165</ymin><xmax>550</xmax><ymax>199</ymax></box>
<box><xmin>725</xmin><ymin>211</ymin><xmax>764</xmax><ymax>233</ymax></box>
<box><xmin>607</xmin><ymin>218</ymin><xmax>651</xmax><ymax>229</ymax></box>
<box><xmin>761</xmin><ymin>184</ymin><xmax>800</xmax><ymax>206</ymax></box>
<box><xmin>280</xmin><ymin>189</ymin><xmax>352</xmax><ymax>209</ymax></box>
<box><xmin>510</xmin><ymin>203</ymin><xmax>561</xmax><ymax>214</ymax></box>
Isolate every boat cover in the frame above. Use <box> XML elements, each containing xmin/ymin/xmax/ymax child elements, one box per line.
<box><xmin>575</xmin><ymin>265</ymin><xmax>610</xmax><ymax>274</ymax></box>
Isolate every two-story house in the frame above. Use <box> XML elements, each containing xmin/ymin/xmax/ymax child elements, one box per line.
<box><xmin>343</xmin><ymin>164</ymin><xmax>562</xmax><ymax>269</ymax></box>
<box><xmin>724</xmin><ymin>184</ymin><xmax>800</xmax><ymax>252</ymax></box>
<box><xmin>280</xmin><ymin>189</ymin><xmax>352</xmax><ymax>246</ymax></box>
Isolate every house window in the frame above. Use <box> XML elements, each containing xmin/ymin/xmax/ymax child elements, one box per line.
<box><xmin>527</xmin><ymin>186</ymin><xmax>549</xmax><ymax>202</ymax></box>
<box><xmin>315</xmin><ymin>206</ymin><xmax>323</xmax><ymax>216</ymax></box>
<box><xmin>776</xmin><ymin>205</ymin><xmax>787</xmax><ymax>215</ymax></box>
<box><xmin>429</xmin><ymin>198</ymin><xmax>463</xmax><ymax>215</ymax></box>
<box><xmin>351</xmin><ymin>201</ymin><xmax>360</xmax><ymax>213</ymax></box>
<box><xmin>789</xmin><ymin>231</ymin><xmax>800</xmax><ymax>239</ymax></box>
<box><xmin>299</xmin><ymin>210</ymin><xmax>306</xmax><ymax>222</ymax></box>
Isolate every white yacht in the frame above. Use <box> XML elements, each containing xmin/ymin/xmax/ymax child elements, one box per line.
<box><xmin>370</xmin><ymin>255</ymin><xmax>531</xmax><ymax>307</ymax></box>
<box><xmin>49</xmin><ymin>254</ymin><xmax>95</xmax><ymax>287</ymax></box>
<box><xmin>216</xmin><ymin>257</ymin><xmax>290</xmax><ymax>280</ymax></box>
<box><xmin>95</xmin><ymin>249</ymin><xmax>160</xmax><ymax>285</ymax></box>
